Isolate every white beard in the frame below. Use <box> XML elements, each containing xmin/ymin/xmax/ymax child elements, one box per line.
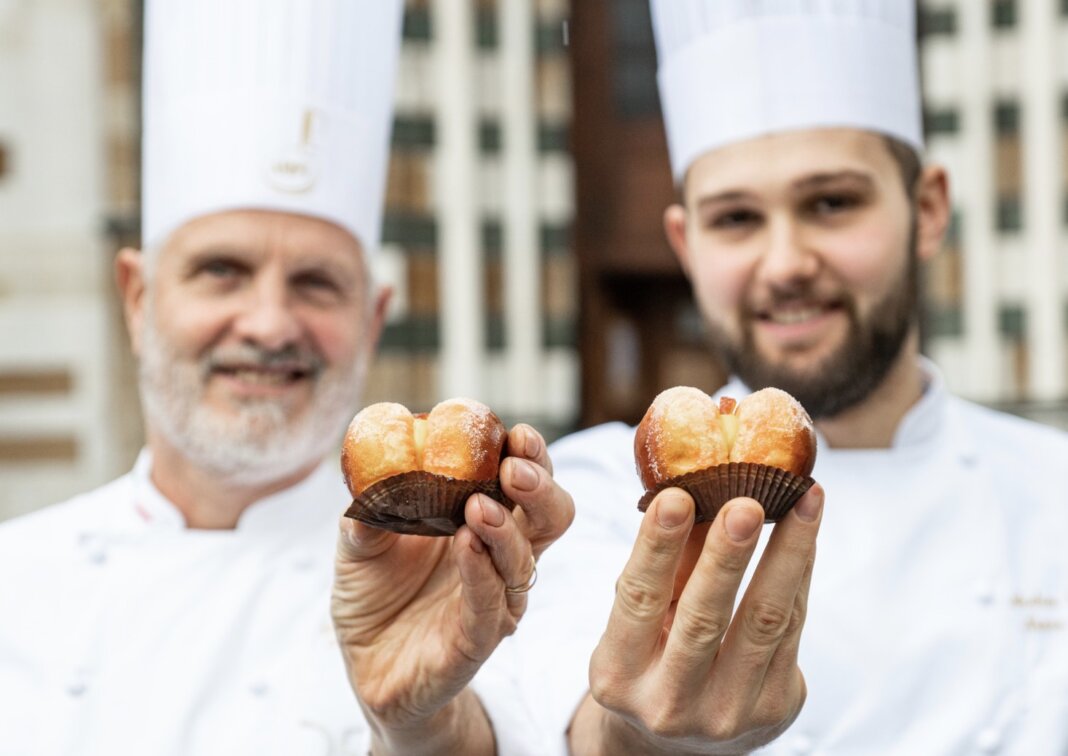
<box><xmin>137</xmin><ymin>297</ymin><xmax>368</xmax><ymax>486</ymax></box>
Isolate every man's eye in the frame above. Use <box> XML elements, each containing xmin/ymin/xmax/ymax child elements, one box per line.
<box><xmin>809</xmin><ymin>193</ymin><xmax>860</xmax><ymax>215</ymax></box>
<box><xmin>707</xmin><ymin>209</ymin><xmax>760</xmax><ymax>230</ymax></box>
<box><xmin>199</xmin><ymin>259</ymin><xmax>244</xmax><ymax>278</ymax></box>
<box><xmin>294</xmin><ymin>273</ymin><xmax>339</xmax><ymax>291</ymax></box>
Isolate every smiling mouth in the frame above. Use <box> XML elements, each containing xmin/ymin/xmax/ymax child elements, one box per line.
<box><xmin>212</xmin><ymin>365</ymin><xmax>314</xmax><ymax>386</ymax></box>
<box><xmin>756</xmin><ymin>302</ymin><xmax>842</xmax><ymax>326</ymax></box>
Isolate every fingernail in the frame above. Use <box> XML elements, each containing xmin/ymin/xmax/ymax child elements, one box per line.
<box><xmin>480</xmin><ymin>496</ymin><xmax>506</xmax><ymax>527</ymax></box>
<box><xmin>510</xmin><ymin>458</ymin><xmax>539</xmax><ymax>492</ymax></box>
<box><xmin>470</xmin><ymin>534</ymin><xmax>485</xmax><ymax>554</ymax></box>
<box><xmin>725</xmin><ymin>504</ymin><xmax>762</xmax><ymax>542</ymax></box>
<box><xmin>656</xmin><ymin>494</ymin><xmax>690</xmax><ymax>529</ymax></box>
<box><xmin>523</xmin><ymin>427</ymin><xmax>540</xmax><ymax>458</ymax></box>
<box><xmin>340</xmin><ymin>517</ymin><xmax>359</xmax><ymax>546</ymax></box>
<box><xmin>794</xmin><ymin>488</ymin><xmax>823</xmax><ymax>523</ymax></box>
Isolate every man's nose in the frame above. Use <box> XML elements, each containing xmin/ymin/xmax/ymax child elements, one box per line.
<box><xmin>232</xmin><ymin>276</ymin><xmax>302</xmax><ymax>351</ymax></box>
<box><xmin>755</xmin><ymin>218</ymin><xmax>820</xmax><ymax>287</ymax></box>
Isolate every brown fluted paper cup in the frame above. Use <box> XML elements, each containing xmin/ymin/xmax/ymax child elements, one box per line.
<box><xmin>345</xmin><ymin>471</ymin><xmax>514</xmax><ymax>536</ymax></box>
<box><xmin>637</xmin><ymin>462</ymin><xmax>814</xmax><ymax>524</ymax></box>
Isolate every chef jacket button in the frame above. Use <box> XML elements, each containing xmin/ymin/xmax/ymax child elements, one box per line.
<box><xmin>789</xmin><ymin>733</ymin><xmax>814</xmax><ymax>754</ymax></box>
<box><xmin>975</xmin><ymin>726</ymin><xmax>1001</xmax><ymax>753</ymax></box>
<box><xmin>972</xmin><ymin>580</ymin><xmax>996</xmax><ymax>605</ymax></box>
<box><xmin>77</xmin><ymin>532</ymin><xmax>108</xmax><ymax>565</ymax></box>
<box><xmin>292</xmin><ymin>557</ymin><xmax>315</xmax><ymax>572</ymax></box>
<box><xmin>249</xmin><ymin>682</ymin><xmax>270</xmax><ymax>698</ymax></box>
<box><xmin>66</xmin><ymin>671</ymin><xmax>91</xmax><ymax>698</ymax></box>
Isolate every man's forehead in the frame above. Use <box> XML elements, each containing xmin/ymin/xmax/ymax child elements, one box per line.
<box><xmin>684</xmin><ymin>128</ymin><xmax>892</xmax><ymax>200</ymax></box>
<box><xmin>160</xmin><ymin>209</ymin><xmax>366</xmax><ymax>262</ymax></box>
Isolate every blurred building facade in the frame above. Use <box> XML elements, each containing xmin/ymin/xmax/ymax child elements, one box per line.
<box><xmin>918</xmin><ymin>0</ymin><xmax>1068</xmax><ymax>426</ymax></box>
<box><xmin>0</xmin><ymin>0</ymin><xmax>577</xmax><ymax>520</ymax></box>
<box><xmin>570</xmin><ymin>0</ymin><xmax>1068</xmax><ymax>429</ymax></box>
<box><xmin>2</xmin><ymin>0</ymin><xmax>1067</xmax><ymax>521</ymax></box>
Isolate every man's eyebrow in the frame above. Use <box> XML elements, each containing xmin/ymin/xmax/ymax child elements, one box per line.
<box><xmin>792</xmin><ymin>170</ymin><xmax>876</xmax><ymax>192</ymax></box>
<box><xmin>292</xmin><ymin>257</ymin><xmax>355</xmax><ymax>280</ymax></box>
<box><xmin>694</xmin><ymin>190</ymin><xmax>755</xmax><ymax>211</ymax></box>
<box><xmin>184</xmin><ymin>245</ymin><xmax>255</xmax><ymax>263</ymax></box>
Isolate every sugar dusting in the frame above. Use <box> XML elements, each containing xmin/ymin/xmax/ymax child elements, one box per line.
<box><xmin>638</xmin><ymin>386</ymin><xmax>723</xmax><ymax>482</ymax></box>
<box><xmin>438</xmin><ymin>397</ymin><xmax>498</xmax><ymax>465</ymax></box>
<box><xmin>345</xmin><ymin>402</ymin><xmax>411</xmax><ymax>445</ymax></box>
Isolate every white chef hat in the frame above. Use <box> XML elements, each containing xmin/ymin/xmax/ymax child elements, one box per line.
<box><xmin>651</xmin><ymin>0</ymin><xmax>923</xmax><ymax>181</ymax></box>
<box><xmin>141</xmin><ymin>0</ymin><xmax>403</xmax><ymax>251</ymax></box>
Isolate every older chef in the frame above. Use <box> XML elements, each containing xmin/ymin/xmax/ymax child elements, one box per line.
<box><xmin>519</xmin><ymin>1</ymin><xmax>1068</xmax><ymax>754</ymax></box>
<box><xmin>0</xmin><ymin>1</ymin><xmax>571</xmax><ymax>755</ymax></box>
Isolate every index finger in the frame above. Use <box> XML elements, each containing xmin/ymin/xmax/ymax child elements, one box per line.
<box><xmin>597</xmin><ymin>489</ymin><xmax>695</xmax><ymax>677</ymax></box>
<box><xmin>658</xmin><ymin>497</ymin><xmax>764</xmax><ymax>687</ymax></box>
<box><xmin>500</xmin><ymin>457</ymin><xmax>574</xmax><ymax>556</ymax></box>
<box><xmin>506</xmin><ymin>423</ymin><xmax>553</xmax><ymax>475</ymax></box>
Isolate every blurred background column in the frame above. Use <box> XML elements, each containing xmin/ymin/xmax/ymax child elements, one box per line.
<box><xmin>0</xmin><ymin>0</ymin><xmax>115</xmax><ymax>519</ymax></box>
<box><xmin>955</xmin><ymin>0</ymin><xmax>999</xmax><ymax>400</ymax></box>
<box><xmin>1020</xmin><ymin>0</ymin><xmax>1064</xmax><ymax>400</ymax></box>
<box><xmin>432</xmin><ymin>0</ymin><xmax>484</xmax><ymax>400</ymax></box>
<box><xmin>500</xmin><ymin>0</ymin><xmax>542</xmax><ymax>416</ymax></box>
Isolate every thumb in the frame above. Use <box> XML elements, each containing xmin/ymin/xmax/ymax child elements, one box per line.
<box><xmin>337</xmin><ymin>516</ymin><xmax>397</xmax><ymax>563</ymax></box>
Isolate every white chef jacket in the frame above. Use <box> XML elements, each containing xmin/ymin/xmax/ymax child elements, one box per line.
<box><xmin>519</xmin><ymin>360</ymin><xmax>1068</xmax><ymax>755</ymax></box>
<box><xmin>0</xmin><ymin>451</ymin><xmax>546</xmax><ymax>756</ymax></box>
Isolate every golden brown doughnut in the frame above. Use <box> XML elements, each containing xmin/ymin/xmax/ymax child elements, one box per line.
<box><xmin>342</xmin><ymin>398</ymin><xmax>507</xmax><ymax>498</ymax></box>
<box><xmin>634</xmin><ymin>386</ymin><xmax>816</xmax><ymax>488</ymax></box>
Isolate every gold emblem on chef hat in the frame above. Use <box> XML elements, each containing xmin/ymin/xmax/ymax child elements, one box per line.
<box><xmin>266</xmin><ymin>108</ymin><xmax>319</xmax><ymax>194</ymax></box>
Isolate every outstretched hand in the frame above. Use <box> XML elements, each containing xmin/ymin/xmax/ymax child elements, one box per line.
<box><xmin>332</xmin><ymin>424</ymin><xmax>573</xmax><ymax>756</ymax></box>
<box><xmin>570</xmin><ymin>485</ymin><xmax>823</xmax><ymax>755</ymax></box>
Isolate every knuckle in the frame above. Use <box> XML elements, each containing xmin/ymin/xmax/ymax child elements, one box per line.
<box><xmin>742</xmin><ymin>600</ymin><xmax>793</xmax><ymax>647</ymax></box>
<box><xmin>703</xmin><ymin>712</ymin><xmax>745</xmax><ymax>743</ymax></box>
<box><xmin>787</xmin><ymin>596</ymin><xmax>807</xmax><ymax>634</ymax></box>
<box><xmin>672</xmin><ymin>606</ymin><xmax>729</xmax><ymax>649</ymax></box>
<box><xmin>644</xmin><ymin>702</ymin><xmax>690</xmax><ymax>740</ymax></box>
<box><xmin>614</xmin><ymin>575</ymin><xmax>668</xmax><ymax>622</ymax></box>
<box><xmin>559</xmin><ymin>491</ymin><xmax>576</xmax><ymax>531</ymax></box>
<box><xmin>753</xmin><ymin>698</ymin><xmax>793</xmax><ymax>730</ymax></box>
<box><xmin>498</xmin><ymin>614</ymin><xmax>520</xmax><ymax>637</ymax></box>
<box><xmin>588</xmin><ymin>665</ymin><xmax>629</xmax><ymax>710</ymax></box>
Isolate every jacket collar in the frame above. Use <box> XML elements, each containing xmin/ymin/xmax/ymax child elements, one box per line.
<box><xmin>130</xmin><ymin>449</ymin><xmax>344</xmax><ymax>536</ymax></box>
<box><xmin>717</xmin><ymin>357</ymin><xmax>958</xmax><ymax>452</ymax></box>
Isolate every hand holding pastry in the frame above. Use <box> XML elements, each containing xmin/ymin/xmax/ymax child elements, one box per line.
<box><xmin>332</xmin><ymin>401</ymin><xmax>575</xmax><ymax>756</ymax></box>
<box><xmin>569</xmin><ymin>387</ymin><xmax>823</xmax><ymax>755</ymax></box>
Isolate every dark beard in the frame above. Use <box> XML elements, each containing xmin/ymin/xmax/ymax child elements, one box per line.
<box><xmin>710</xmin><ymin>245</ymin><xmax>919</xmax><ymax>421</ymax></box>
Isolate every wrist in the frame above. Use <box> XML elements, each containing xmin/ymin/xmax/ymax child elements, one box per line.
<box><xmin>569</xmin><ymin>693</ymin><xmax>752</xmax><ymax>756</ymax></box>
<box><xmin>369</xmin><ymin>688</ymin><xmax>495</xmax><ymax>756</ymax></box>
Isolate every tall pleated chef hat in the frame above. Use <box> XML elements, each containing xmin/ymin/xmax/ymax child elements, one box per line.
<box><xmin>141</xmin><ymin>0</ymin><xmax>404</xmax><ymax>251</ymax></box>
<box><xmin>650</xmin><ymin>0</ymin><xmax>924</xmax><ymax>181</ymax></box>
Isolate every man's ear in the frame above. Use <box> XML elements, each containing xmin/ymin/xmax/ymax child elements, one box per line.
<box><xmin>115</xmin><ymin>248</ymin><xmax>147</xmax><ymax>356</ymax></box>
<box><xmin>663</xmin><ymin>203</ymin><xmax>692</xmax><ymax>276</ymax></box>
<box><xmin>914</xmin><ymin>164</ymin><xmax>950</xmax><ymax>263</ymax></box>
